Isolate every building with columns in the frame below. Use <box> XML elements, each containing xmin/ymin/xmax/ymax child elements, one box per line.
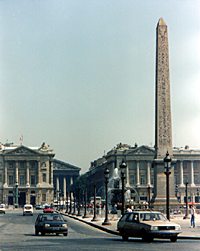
<box><xmin>85</xmin><ymin>143</ymin><xmax>200</xmax><ymax>209</ymax></box>
<box><xmin>0</xmin><ymin>142</ymin><xmax>81</xmax><ymax>207</ymax></box>
<box><xmin>53</xmin><ymin>159</ymin><xmax>81</xmax><ymax>204</ymax></box>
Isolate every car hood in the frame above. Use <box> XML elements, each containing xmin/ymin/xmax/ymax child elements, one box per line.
<box><xmin>141</xmin><ymin>220</ymin><xmax>180</xmax><ymax>227</ymax></box>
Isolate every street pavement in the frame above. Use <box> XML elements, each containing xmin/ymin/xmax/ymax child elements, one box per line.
<box><xmin>62</xmin><ymin>211</ymin><xmax>200</xmax><ymax>239</ymax></box>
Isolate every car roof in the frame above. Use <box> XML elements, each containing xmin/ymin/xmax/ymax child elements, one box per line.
<box><xmin>125</xmin><ymin>211</ymin><xmax>163</xmax><ymax>214</ymax></box>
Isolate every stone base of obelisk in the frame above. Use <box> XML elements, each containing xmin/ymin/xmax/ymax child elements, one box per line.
<box><xmin>151</xmin><ymin>158</ymin><xmax>179</xmax><ymax>211</ymax></box>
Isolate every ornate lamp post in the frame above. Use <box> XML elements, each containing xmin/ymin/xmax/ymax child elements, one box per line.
<box><xmin>92</xmin><ymin>184</ymin><xmax>98</xmax><ymax>221</ymax></box>
<box><xmin>15</xmin><ymin>182</ymin><xmax>19</xmax><ymax>208</ymax></box>
<box><xmin>164</xmin><ymin>152</ymin><xmax>171</xmax><ymax>220</ymax></box>
<box><xmin>102</xmin><ymin>167</ymin><xmax>111</xmax><ymax>225</ymax></box>
<box><xmin>120</xmin><ymin>160</ymin><xmax>127</xmax><ymax>215</ymax></box>
<box><xmin>76</xmin><ymin>187</ymin><xmax>82</xmax><ymax>216</ymax></box>
<box><xmin>147</xmin><ymin>185</ymin><xmax>151</xmax><ymax>208</ymax></box>
<box><xmin>183</xmin><ymin>181</ymin><xmax>189</xmax><ymax>219</ymax></box>
<box><xmin>82</xmin><ymin>188</ymin><xmax>89</xmax><ymax>218</ymax></box>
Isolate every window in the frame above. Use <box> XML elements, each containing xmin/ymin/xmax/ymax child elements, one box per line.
<box><xmin>20</xmin><ymin>175</ymin><xmax>25</xmax><ymax>185</ymax></box>
<box><xmin>140</xmin><ymin>175</ymin><xmax>146</xmax><ymax>185</ymax></box>
<box><xmin>42</xmin><ymin>193</ymin><xmax>46</xmax><ymax>202</ymax></box>
<box><xmin>42</xmin><ymin>173</ymin><xmax>46</xmax><ymax>182</ymax></box>
<box><xmin>31</xmin><ymin>175</ymin><xmax>36</xmax><ymax>185</ymax></box>
<box><xmin>8</xmin><ymin>175</ymin><xmax>14</xmax><ymax>185</ymax></box>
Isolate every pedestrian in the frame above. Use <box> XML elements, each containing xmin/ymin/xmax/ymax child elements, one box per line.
<box><xmin>190</xmin><ymin>205</ymin><xmax>196</xmax><ymax>228</ymax></box>
<box><xmin>126</xmin><ymin>205</ymin><xmax>132</xmax><ymax>212</ymax></box>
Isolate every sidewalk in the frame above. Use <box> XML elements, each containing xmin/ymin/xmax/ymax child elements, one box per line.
<box><xmin>62</xmin><ymin>211</ymin><xmax>200</xmax><ymax>239</ymax></box>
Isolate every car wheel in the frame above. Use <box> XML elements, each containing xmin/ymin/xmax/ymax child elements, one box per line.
<box><xmin>170</xmin><ymin>236</ymin><xmax>177</xmax><ymax>242</ymax></box>
<box><xmin>35</xmin><ymin>230</ymin><xmax>39</xmax><ymax>236</ymax></box>
<box><xmin>63</xmin><ymin>233</ymin><xmax>68</xmax><ymax>236</ymax></box>
<box><xmin>56</xmin><ymin>233</ymin><xmax>59</xmax><ymax>236</ymax></box>
<box><xmin>41</xmin><ymin>232</ymin><xmax>45</xmax><ymax>236</ymax></box>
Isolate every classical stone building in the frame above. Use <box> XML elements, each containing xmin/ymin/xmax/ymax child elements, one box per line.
<box><xmin>0</xmin><ymin>142</ymin><xmax>81</xmax><ymax>206</ymax></box>
<box><xmin>53</xmin><ymin>159</ymin><xmax>81</xmax><ymax>203</ymax></box>
<box><xmin>86</xmin><ymin>143</ymin><xmax>200</xmax><ymax>209</ymax></box>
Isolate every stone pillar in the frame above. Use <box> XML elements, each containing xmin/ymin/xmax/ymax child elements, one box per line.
<box><xmin>26</xmin><ymin>162</ymin><xmax>30</xmax><ymax>187</ymax></box>
<box><xmin>15</xmin><ymin>162</ymin><xmax>19</xmax><ymax>184</ymax></box>
<box><xmin>56</xmin><ymin>177</ymin><xmax>60</xmax><ymax>192</ymax></box>
<box><xmin>50</xmin><ymin>161</ymin><xmax>54</xmax><ymax>185</ymax></box>
<box><xmin>63</xmin><ymin>177</ymin><xmax>67</xmax><ymax>200</ymax></box>
<box><xmin>37</xmin><ymin>161</ymin><xmax>41</xmax><ymax>187</ymax></box>
<box><xmin>4</xmin><ymin>162</ymin><xmax>8</xmax><ymax>187</ymax></box>
<box><xmin>136</xmin><ymin>161</ymin><xmax>140</xmax><ymax>186</ymax></box>
<box><xmin>126</xmin><ymin>162</ymin><xmax>130</xmax><ymax>187</ymax></box>
<box><xmin>147</xmin><ymin>162</ymin><xmax>151</xmax><ymax>185</ymax></box>
<box><xmin>190</xmin><ymin>161</ymin><xmax>195</xmax><ymax>186</ymax></box>
<box><xmin>179</xmin><ymin>161</ymin><xmax>184</xmax><ymax>187</ymax></box>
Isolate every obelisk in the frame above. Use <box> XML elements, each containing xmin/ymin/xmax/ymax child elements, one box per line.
<box><xmin>152</xmin><ymin>18</ymin><xmax>177</xmax><ymax>206</ymax></box>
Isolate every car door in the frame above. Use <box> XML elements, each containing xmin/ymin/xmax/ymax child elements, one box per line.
<box><xmin>124</xmin><ymin>213</ymin><xmax>140</xmax><ymax>237</ymax></box>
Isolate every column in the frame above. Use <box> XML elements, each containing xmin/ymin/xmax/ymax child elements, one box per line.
<box><xmin>63</xmin><ymin>177</ymin><xmax>66</xmax><ymax>200</ymax></box>
<box><xmin>15</xmin><ymin>162</ymin><xmax>19</xmax><ymax>184</ymax></box>
<box><xmin>190</xmin><ymin>161</ymin><xmax>195</xmax><ymax>186</ymax></box>
<box><xmin>126</xmin><ymin>162</ymin><xmax>130</xmax><ymax>187</ymax></box>
<box><xmin>56</xmin><ymin>177</ymin><xmax>60</xmax><ymax>192</ymax></box>
<box><xmin>147</xmin><ymin>162</ymin><xmax>151</xmax><ymax>185</ymax></box>
<box><xmin>4</xmin><ymin>162</ymin><xmax>8</xmax><ymax>187</ymax></box>
<box><xmin>136</xmin><ymin>161</ymin><xmax>140</xmax><ymax>186</ymax></box>
<box><xmin>50</xmin><ymin>161</ymin><xmax>54</xmax><ymax>185</ymax></box>
<box><xmin>26</xmin><ymin>161</ymin><xmax>30</xmax><ymax>187</ymax></box>
<box><xmin>179</xmin><ymin>161</ymin><xmax>184</xmax><ymax>187</ymax></box>
<box><xmin>37</xmin><ymin>161</ymin><xmax>41</xmax><ymax>186</ymax></box>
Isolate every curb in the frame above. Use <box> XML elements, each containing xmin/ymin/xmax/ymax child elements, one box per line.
<box><xmin>61</xmin><ymin>212</ymin><xmax>120</xmax><ymax>235</ymax></box>
<box><xmin>61</xmin><ymin>212</ymin><xmax>200</xmax><ymax>240</ymax></box>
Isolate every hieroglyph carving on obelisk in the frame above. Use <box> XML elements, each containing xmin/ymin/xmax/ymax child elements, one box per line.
<box><xmin>155</xmin><ymin>17</ymin><xmax>173</xmax><ymax>158</ymax></box>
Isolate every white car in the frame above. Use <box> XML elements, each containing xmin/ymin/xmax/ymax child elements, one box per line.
<box><xmin>0</xmin><ymin>204</ymin><xmax>6</xmax><ymax>214</ymax></box>
<box><xmin>23</xmin><ymin>204</ymin><xmax>33</xmax><ymax>216</ymax></box>
<box><xmin>117</xmin><ymin>211</ymin><xmax>181</xmax><ymax>242</ymax></box>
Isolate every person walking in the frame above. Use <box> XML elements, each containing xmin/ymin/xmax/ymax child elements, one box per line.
<box><xmin>190</xmin><ymin>205</ymin><xmax>196</xmax><ymax>228</ymax></box>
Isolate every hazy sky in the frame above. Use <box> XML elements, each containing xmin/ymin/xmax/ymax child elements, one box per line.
<box><xmin>0</xmin><ymin>0</ymin><xmax>200</xmax><ymax>172</ymax></box>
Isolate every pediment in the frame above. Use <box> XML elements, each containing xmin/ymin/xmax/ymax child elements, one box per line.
<box><xmin>4</xmin><ymin>145</ymin><xmax>39</xmax><ymax>156</ymax></box>
<box><xmin>128</xmin><ymin>145</ymin><xmax>155</xmax><ymax>155</ymax></box>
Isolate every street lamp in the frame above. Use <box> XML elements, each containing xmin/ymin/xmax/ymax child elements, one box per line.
<box><xmin>102</xmin><ymin>167</ymin><xmax>111</xmax><ymax>225</ymax></box>
<box><xmin>15</xmin><ymin>182</ymin><xmax>19</xmax><ymax>208</ymax></box>
<box><xmin>92</xmin><ymin>184</ymin><xmax>98</xmax><ymax>221</ymax></box>
<box><xmin>197</xmin><ymin>188</ymin><xmax>200</xmax><ymax>203</ymax></box>
<box><xmin>183</xmin><ymin>181</ymin><xmax>189</xmax><ymax>219</ymax></box>
<box><xmin>120</xmin><ymin>160</ymin><xmax>127</xmax><ymax>215</ymax></box>
<box><xmin>82</xmin><ymin>188</ymin><xmax>89</xmax><ymax>218</ymax></box>
<box><xmin>76</xmin><ymin>187</ymin><xmax>82</xmax><ymax>216</ymax></box>
<box><xmin>164</xmin><ymin>151</ymin><xmax>171</xmax><ymax>220</ymax></box>
<box><xmin>147</xmin><ymin>185</ymin><xmax>151</xmax><ymax>208</ymax></box>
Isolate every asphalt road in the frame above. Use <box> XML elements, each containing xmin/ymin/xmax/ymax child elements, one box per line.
<box><xmin>0</xmin><ymin>210</ymin><xmax>199</xmax><ymax>251</ymax></box>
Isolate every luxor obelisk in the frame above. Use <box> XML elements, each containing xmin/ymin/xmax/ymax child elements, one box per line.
<box><xmin>152</xmin><ymin>18</ymin><xmax>178</xmax><ymax>206</ymax></box>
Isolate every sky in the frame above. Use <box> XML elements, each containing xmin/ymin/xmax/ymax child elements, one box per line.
<box><xmin>0</xmin><ymin>0</ymin><xmax>200</xmax><ymax>173</ymax></box>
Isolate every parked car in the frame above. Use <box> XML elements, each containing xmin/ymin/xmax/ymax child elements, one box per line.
<box><xmin>117</xmin><ymin>211</ymin><xmax>181</xmax><ymax>242</ymax></box>
<box><xmin>35</xmin><ymin>213</ymin><xmax>68</xmax><ymax>236</ymax></box>
<box><xmin>43</xmin><ymin>205</ymin><xmax>54</xmax><ymax>213</ymax></box>
<box><xmin>23</xmin><ymin>204</ymin><xmax>33</xmax><ymax>216</ymax></box>
<box><xmin>35</xmin><ymin>204</ymin><xmax>43</xmax><ymax>210</ymax></box>
<box><xmin>0</xmin><ymin>204</ymin><xmax>6</xmax><ymax>214</ymax></box>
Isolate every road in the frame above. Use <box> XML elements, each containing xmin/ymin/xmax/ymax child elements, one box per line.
<box><xmin>0</xmin><ymin>210</ymin><xmax>199</xmax><ymax>251</ymax></box>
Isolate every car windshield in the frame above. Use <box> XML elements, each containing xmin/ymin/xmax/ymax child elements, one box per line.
<box><xmin>140</xmin><ymin>213</ymin><xmax>167</xmax><ymax>221</ymax></box>
<box><xmin>25</xmin><ymin>206</ymin><xmax>32</xmax><ymax>209</ymax></box>
<box><xmin>42</xmin><ymin>215</ymin><xmax>63</xmax><ymax>221</ymax></box>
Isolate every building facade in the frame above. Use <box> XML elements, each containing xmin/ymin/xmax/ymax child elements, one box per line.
<box><xmin>86</xmin><ymin>143</ymin><xmax>200</xmax><ymax>209</ymax></box>
<box><xmin>53</xmin><ymin>159</ymin><xmax>81</xmax><ymax>204</ymax></box>
<box><xmin>0</xmin><ymin>142</ymin><xmax>81</xmax><ymax>207</ymax></box>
